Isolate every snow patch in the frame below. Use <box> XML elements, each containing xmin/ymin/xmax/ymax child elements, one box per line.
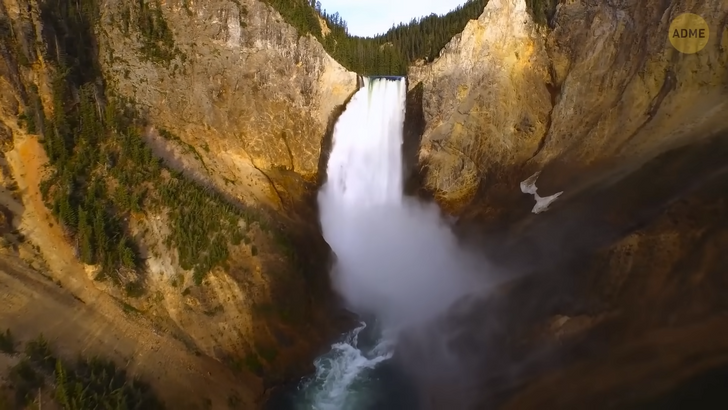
<box><xmin>520</xmin><ymin>171</ymin><xmax>563</xmax><ymax>214</ymax></box>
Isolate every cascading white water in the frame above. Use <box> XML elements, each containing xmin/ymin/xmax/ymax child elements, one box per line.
<box><xmin>319</xmin><ymin>77</ymin><xmax>482</xmax><ymax>331</ymax></box>
<box><xmin>325</xmin><ymin>77</ymin><xmax>405</xmax><ymax>207</ymax></box>
<box><xmin>293</xmin><ymin>77</ymin><xmax>485</xmax><ymax>409</ymax></box>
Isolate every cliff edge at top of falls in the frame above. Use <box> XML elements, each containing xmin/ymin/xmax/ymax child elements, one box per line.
<box><xmin>408</xmin><ymin>0</ymin><xmax>553</xmax><ymax>212</ymax></box>
<box><xmin>400</xmin><ymin>0</ymin><xmax>728</xmax><ymax>408</ymax></box>
<box><xmin>0</xmin><ymin>0</ymin><xmax>356</xmax><ymax>408</ymax></box>
<box><xmin>409</xmin><ymin>0</ymin><xmax>728</xmax><ymax>217</ymax></box>
<box><xmin>99</xmin><ymin>0</ymin><xmax>357</xmax><ymax>208</ymax></box>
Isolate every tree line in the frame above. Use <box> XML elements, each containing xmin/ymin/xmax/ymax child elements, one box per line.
<box><xmin>263</xmin><ymin>0</ymin><xmax>557</xmax><ymax>75</ymax></box>
<box><xmin>317</xmin><ymin>0</ymin><xmax>489</xmax><ymax>74</ymax></box>
<box><xmin>259</xmin><ymin>0</ymin><xmax>488</xmax><ymax>75</ymax></box>
<box><xmin>3</xmin><ymin>330</ymin><xmax>164</xmax><ymax>409</ymax></box>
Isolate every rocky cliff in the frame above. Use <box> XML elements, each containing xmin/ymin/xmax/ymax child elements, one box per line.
<box><xmin>93</xmin><ymin>0</ymin><xmax>357</xmax><ymax>389</ymax></box>
<box><xmin>0</xmin><ymin>0</ymin><xmax>356</xmax><ymax>408</ymax></box>
<box><xmin>406</xmin><ymin>0</ymin><xmax>728</xmax><ymax>408</ymax></box>
<box><xmin>99</xmin><ymin>0</ymin><xmax>355</xmax><ymax>209</ymax></box>
<box><xmin>410</xmin><ymin>0</ymin><xmax>727</xmax><ymax>216</ymax></box>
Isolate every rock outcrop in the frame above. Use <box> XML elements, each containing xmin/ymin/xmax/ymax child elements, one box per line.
<box><xmin>410</xmin><ymin>0</ymin><xmax>727</xmax><ymax>217</ymax></box>
<box><xmin>405</xmin><ymin>0</ymin><xmax>728</xmax><ymax>408</ymax></box>
<box><xmin>99</xmin><ymin>0</ymin><xmax>356</xmax><ymax>209</ymax></box>
<box><xmin>409</xmin><ymin>0</ymin><xmax>553</xmax><ymax>213</ymax></box>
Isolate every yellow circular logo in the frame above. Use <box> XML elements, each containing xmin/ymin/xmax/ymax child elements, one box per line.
<box><xmin>669</xmin><ymin>13</ymin><xmax>710</xmax><ymax>54</ymax></box>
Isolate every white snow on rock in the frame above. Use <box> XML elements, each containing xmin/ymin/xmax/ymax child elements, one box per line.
<box><xmin>520</xmin><ymin>171</ymin><xmax>563</xmax><ymax>214</ymax></box>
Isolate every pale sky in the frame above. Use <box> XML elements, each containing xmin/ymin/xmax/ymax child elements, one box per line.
<box><xmin>319</xmin><ymin>0</ymin><xmax>467</xmax><ymax>37</ymax></box>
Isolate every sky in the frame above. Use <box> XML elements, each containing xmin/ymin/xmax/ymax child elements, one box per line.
<box><xmin>319</xmin><ymin>0</ymin><xmax>467</xmax><ymax>37</ymax></box>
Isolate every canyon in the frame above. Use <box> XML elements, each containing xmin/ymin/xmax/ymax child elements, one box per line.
<box><xmin>0</xmin><ymin>0</ymin><xmax>727</xmax><ymax>408</ymax></box>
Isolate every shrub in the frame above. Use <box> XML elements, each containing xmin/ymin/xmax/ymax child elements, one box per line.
<box><xmin>0</xmin><ymin>329</ymin><xmax>14</xmax><ymax>354</ymax></box>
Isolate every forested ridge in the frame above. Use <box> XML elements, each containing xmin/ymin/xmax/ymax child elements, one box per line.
<box><xmin>262</xmin><ymin>0</ymin><xmax>557</xmax><ymax>75</ymax></box>
<box><xmin>4</xmin><ymin>0</ymin><xmax>294</xmax><ymax>292</ymax></box>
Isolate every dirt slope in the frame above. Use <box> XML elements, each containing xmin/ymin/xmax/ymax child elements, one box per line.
<box><xmin>0</xmin><ymin>135</ymin><xmax>260</xmax><ymax>408</ymax></box>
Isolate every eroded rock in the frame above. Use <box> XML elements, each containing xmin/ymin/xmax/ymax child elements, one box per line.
<box><xmin>405</xmin><ymin>0</ymin><xmax>728</xmax><ymax>408</ymax></box>
<box><xmin>410</xmin><ymin>0</ymin><xmax>728</xmax><ymax>217</ymax></box>
<box><xmin>99</xmin><ymin>0</ymin><xmax>357</xmax><ymax>209</ymax></box>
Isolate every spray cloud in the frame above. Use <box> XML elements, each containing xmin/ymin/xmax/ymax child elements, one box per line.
<box><xmin>318</xmin><ymin>77</ymin><xmax>489</xmax><ymax>335</ymax></box>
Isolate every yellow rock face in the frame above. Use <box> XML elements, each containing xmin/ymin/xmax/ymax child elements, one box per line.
<box><xmin>409</xmin><ymin>0</ymin><xmax>727</xmax><ymax>216</ymax></box>
<box><xmin>409</xmin><ymin>0</ymin><xmax>553</xmax><ymax>213</ymax></box>
<box><xmin>0</xmin><ymin>0</ymin><xmax>357</xmax><ymax>406</ymax></box>
<box><xmin>402</xmin><ymin>0</ymin><xmax>728</xmax><ymax>407</ymax></box>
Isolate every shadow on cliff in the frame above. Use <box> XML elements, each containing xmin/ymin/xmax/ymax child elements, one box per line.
<box><xmin>260</xmin><ymin>80</ymin><xmax>365</xmax><ymax>407</ymax></box>
<box><xmin>402</xmin><ymin>81</ymin><xmax>429</xmax><ymax>199</ymax></box>
<box><xmin>397</xmin><ymin>129</ymin><xmax>728</xmax><ymax>409</ymax></box>
<box><xmin>316</xmin><ymin>78</ymin><xmax>362</xmax><ymax>189</ymax></box>
<box><xmin>253</xmin><ymin>81</ymin><xmax>367</xmax><ymax>399</ymax></box>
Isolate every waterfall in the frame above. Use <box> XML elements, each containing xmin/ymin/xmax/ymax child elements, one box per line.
<box><xmin>323</xmin><ymin>77</ymin><xmax>406</xmax><ymax>207</ymax></box>
<box><xmin>294</xmin><ymin>77</ymin><xmax>405</xmax><ymax>410</ymax></box>
<box><xmin>290</xmin><ymin>77</ymin><xmax>483</xmax><ymax>410</ymax></box>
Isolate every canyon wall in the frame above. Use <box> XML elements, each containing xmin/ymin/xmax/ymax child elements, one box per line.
<box><xmin>406</xmin><ymin>0</ymin><xmax>728</xmax><ymax>408</ymax></box>
<box><xmin>410</xmin><ymin>0</ymin><xmax>727</xmax><ymax>217</ymax></box>
<box><xmin>0</xmin><ymin>0</ymin><xmax>356</xmax><ymax>407</ymax></box>
<box><xmin>99</xmin><ymin>0</ymin><xmax>356</xmax><ymax>209</ymax></box>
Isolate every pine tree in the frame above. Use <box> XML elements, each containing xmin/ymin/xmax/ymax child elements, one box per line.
<box><xmin>93</xmin><ymin>207</ymin><xmax>108</xmax><ymax>263</ymax></box>
<box><xmin>77</xmin><ymin>206</ymin><xmax>95</xmax><ymax>264</ymax></box>
<box><xmin>58</xmin><ymin>195</ymin><xmax>77</xmax><ymax>229</ymax></box>
<box><xmin>118</xmin><ymin>238</ymin><xmax>136</xmax><ymax>269</ymax></box>
<box><xmin>55</xmin><ymin>359</ymin><xmax>72</xmax><ymax>409</ymax></box>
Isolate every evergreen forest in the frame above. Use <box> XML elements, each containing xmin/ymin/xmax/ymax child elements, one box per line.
<box><xmin>262</xmin><ymin>0</ymin><xmax>557</xmax><ymax>75</ymax></box>
<box><xmin>5</xmin><ymin>0</ymin><xmax>291</xmax><ymax>290</ymax></box>
<box><xmin>2</xmin><ymin>330</ymin><xmax>164</xmax><ymax>409</ymax></box>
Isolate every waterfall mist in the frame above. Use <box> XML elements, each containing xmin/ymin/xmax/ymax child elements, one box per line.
<box><xmin>290</xmin><ymin>76</ymin><xmax>499</xmax><ymax>410</ymax></box>
<box><xmin>318</xmin><ymin>77</ymin><xmax>488</xmax><ymax>332</ymax></box>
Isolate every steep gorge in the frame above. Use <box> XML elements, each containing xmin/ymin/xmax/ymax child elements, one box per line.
<box><xmin>1</xmin><ymin>0</ymin><xmax>727</xmax><ymax>408</ymax></box>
